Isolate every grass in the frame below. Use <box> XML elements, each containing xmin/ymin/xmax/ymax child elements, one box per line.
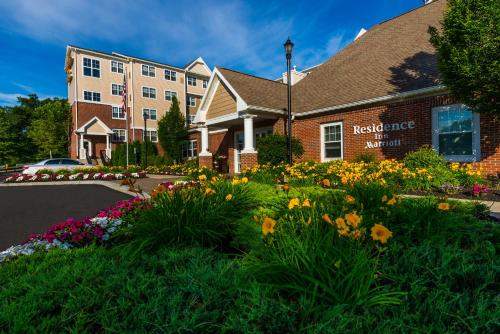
<box><xmin>0</xmin><ymin>182</ymin><xmax>498</xmax><ymax>333</ymax></box>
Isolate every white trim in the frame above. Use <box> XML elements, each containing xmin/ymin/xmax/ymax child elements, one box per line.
<box><xmin>111</xmin><ymin>83</ymin><xmax>123</xmax><ymax>96</ymax></box>
<box><xmin>141</xmin><ymin>64</ymin><xmax>156</xmax><ymax>78</ymax></box>
<box><xmin>131</xmin><ymin>126</ymin><xmax>158</xmax><ymax>130</ymax></box>
<box><xmin>111</xmin><ymin>128</ymin><xmax>127</xmax><ymax>142</ymax></box>
<box><xmin>187</xmin><ymin>94</ymin><xmax>196</xmax><ymax>107</ymax></box>
<box><xmin>320</xmin><ymin>122</ymin><xmax>344</xmax><ymax>162</ymax></box>
<box><xmin>208</xmin><ymin>129</ymin><xmax>228</xmax><ymax>134</ymax></box>
<box><xmin>83</xmin><ymin>139</ymin><xmax>92</xmax><ymax>157</ymax></box>
<box><xmin>113</xmin><ymin>52</ymin><xmax>183</xmax><ymax>71</ymax></box>
<box><xmin>110</xmin><ymin>60</ymin><xmax>124</xmax><ymax>73</ymax></box>
<box><xmin>142</xmin><ymin>107</ymin><xmax>157</xmax><ymax>121</ymax></box>
<box><xmin>185</xmin><ymin>56</ymin><xmax>212</xmax><ymax>75</ymax></box>
<box><xmin>82</xmin><ymin>56</ymin><xmax>101</xmax><ymax>79</ymax></box>
<box><xmin>205</xmin><ymin>112</ymin><xmax>239</xmax><ymax>126</ymax></box>
<box><xmin>76</xmin><ymin>116</ymin><xmax>114</xmax><ymax>135</ymax></box>
<box><xmin>234</xmin><ymin>130</ymin><xmax>244</xmax><ymax>174</ymax></box>
<box><xmin>82</xmin><ymin>90</ymin><xmax>102</xmax><ymax>103</ymax></box>
<box><xmin>111</xmin><ymin>105</ymin><xmax>126</xmax><ymax>120</ymax></box>
<box><xmin>431</xmin><ymin>104</ymin><xmax>481</xmax><ymax>162</ymax></box>
<box><xmin>247</xmin><ymin>105</ymin><xmax>286</xmax><ymax>115</ymax></box>
<box><xmin>186</xmin><ymin>92</ymin><xmax>204</xmax><ymax>97</ymax></box>
<box><xmin>187</xmin><ymin>75</ymin><xmax>197</xmax><ymax>86</ymax></box>
<box><xmin>164</xmin><ymin>68</ymin><xmax>177</xmax><ymax>82</ymax></box>
<box><xmin>141</xmin><ymin>85</ymin><xmax>157</xmax><ymax>99</ymax></box>
<box><xmin>164</xmin><ymin>89</ymin><xmax>178</xmax><ymax>101</ymax></box>
<box><xmin>298</xmin><ymin>85</ymin><xmax>447</xmax><ymax>117</ymax></box>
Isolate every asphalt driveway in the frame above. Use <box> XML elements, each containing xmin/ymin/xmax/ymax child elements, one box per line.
<box><xmin>0</xmin><ymin>185</ymin><xmax>131</xmax><ymax>250</ymax></box>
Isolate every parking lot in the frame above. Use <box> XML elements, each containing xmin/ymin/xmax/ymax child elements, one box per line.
<box><xmin>0</xmin><ymin>184</ymin><xmax>131</xmax><ymax>250</ymax></box>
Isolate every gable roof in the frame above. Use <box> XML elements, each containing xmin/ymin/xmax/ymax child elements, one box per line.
<box><xmin>207</xmin><ymin>0</ymin><xmax>446</xmax><ymax>117</ymax></box>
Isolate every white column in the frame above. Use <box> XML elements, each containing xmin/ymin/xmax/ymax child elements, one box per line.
<box><xmin>79</xmin><ymin>133</ymin><xmax>85</xmax><ymax>158</ymax></box>
<box><xmin>106</xmin><ymin>134</ymin><xmax>111</xmax><ymax>158</ymax></box>
<box><xmin>199</xmin><ymin>126</ymin><xmax>212</xmax><ymax>156</ymax></box>
<box><xmin>242</xmin><ymin>115</ymin><xmax>257</xmax><ymax>153</ymax></box>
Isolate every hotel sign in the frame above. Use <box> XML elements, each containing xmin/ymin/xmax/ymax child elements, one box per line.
<box><xmin>353</xmin><ymin>121</ymin><xmax>415</xmax><ymax>149</ymax></box>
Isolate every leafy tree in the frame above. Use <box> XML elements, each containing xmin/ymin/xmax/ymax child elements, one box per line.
<box><xmin>256</xmin><ymin>134</ymin><xmax>304</xmax><ymax>165</ymax></box>
<box><xmin>429</xmin><ymin>0</ymin><xmax>499</xmax><ymax>116</ymax></box>
<box><xmin>158</xmin><ymin>96</ymin><xmax>188</xmax><ymax>162</ymax></box>
<box><xmin>28</xmin><ymin>99</ymin><xmax>70</xmax><ymax>159</ymax></box>
<box><xmin>0</xmin><ymin>107</ymin><xmax>18</xmax><ymax>166</ymax></box>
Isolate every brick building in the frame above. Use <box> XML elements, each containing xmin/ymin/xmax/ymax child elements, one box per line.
<box><xmin>64</xmin><ymin>46</ymin><xmax>211</xmax><ymax>162</ymax></box>
<box><xmin>192</xmin><ymin>0</ymin><xmax>499</xmax><ymax>174</ymax></box>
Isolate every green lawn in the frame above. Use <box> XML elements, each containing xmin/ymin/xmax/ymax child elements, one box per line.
<box><xmin>0</xmin><ymin>182</ymin><xmax>498</xmax><ymax>333</ymax></box>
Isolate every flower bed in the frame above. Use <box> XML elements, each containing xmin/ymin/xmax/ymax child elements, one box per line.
<box><xmin>4</xmin><ymin>171</ymin><xmax>146</xmax><ymax>183</ymax></box>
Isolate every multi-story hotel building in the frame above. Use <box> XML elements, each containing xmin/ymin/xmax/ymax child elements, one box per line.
<box><xmin>64</xmin><ymin>45</ymin><xmax>211</xmax><ymax>162</ymax></box>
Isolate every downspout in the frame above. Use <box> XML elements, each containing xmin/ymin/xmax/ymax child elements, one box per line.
<box><xmin>74</xmin><ymin>47</ymin><xmax>79</xmax><ymax>159</ymax></box>
<box><xmin>130</xmin><ymin>58</ymin><xmax>135</xmax><ymax>141</ymax></box>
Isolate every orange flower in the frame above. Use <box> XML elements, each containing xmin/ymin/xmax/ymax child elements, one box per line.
<box><xmin>345</xmin><ymin>212</ymin><xmax>362</xmax><ymax>228</ymax></box>
<box><xmin>437</xmin><ymin>202</ymin><xmax>450</xmax><ymax>211</ymax></box>
<box><xmin>351</xmin><ymin>229</ymin><xmax>362</xmax><ymax>240</ymax></box>
<box><xmin>345</xmin><ymin>195</ymin><xmax>356</xmax><ymax>204</ymax></box>
<box><xmin>322</xmin><ymin>214</ymin><xmax>333</xmax><ymax>225</ymax></box>
<box><xmin>371</xmin><ymin>224</ymin><xmax>393</xmax><ymax>244</ymax></box>
<box><xmin>386</xmin><ymin>196</ymin><xmax>397</xmax><ymax>205</ymax></box>
<box><xmin>288</xmin><ymin>198</ymin><xmax>300</xmax><ymax>210</ymax></box>
<box><xmin>302</xmin><ymin>198</ymin><xmax>311</xmax><ymax>208</ymax></box>
<box><xmin>262</xmin><ymin>217</ymin><xmax>277</xmax><ymax>235</ymax></box>
<box><xmin>381</xmin><ymin>195</ymin><xmax>388</xmax><ymax>203</ymax></box>
<box><xmin>282</xmin><ymin>184</ymin><xmax>290</xmax><ymax>192</ymax></box>
<box><xmin>204</xmin><ymin>188</ymin><xmax>216</xmax><ymax>195</ymax></box>
<box><xmin>321</xmin><ymin>179</ymin><xmax>331</xmax><ymax>187</ymax></box>
<box><xmin>225</xmin><ymin>194</ymin><xmax>233</xmax><ymax>201</ymax></box>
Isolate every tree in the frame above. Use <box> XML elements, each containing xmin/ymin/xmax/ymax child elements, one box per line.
<box><xmin>429</xmin><ymin>0</ymin><xmax>499</xmax><ymax>116</ymax></box>
<box><xmin>256</xmin><ymin>134</ymin><xmax>304</xmax><ymax>165</ymax></box>
<box><xmin>158</xmin><ymin>96</ymin><xmax>188</xmax><ymax>162</ymax></box>
<box><xmin>28</xmin><ymin>99</ymin><xmax>70</xmax><ymax>159</ymax></box>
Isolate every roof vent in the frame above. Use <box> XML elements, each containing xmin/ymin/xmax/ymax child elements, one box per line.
<box><xmin>355</xmin><ymin>28</ymin><xmax>367</xmax><ymax>40</ymax></box>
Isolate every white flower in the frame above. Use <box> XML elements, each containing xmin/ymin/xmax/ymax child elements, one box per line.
<box><xmin>30</xmin><ymin>175</ymin><xmax>38</xmax><ymax>181</ymax></box>
<box><xmin>41</xmin><ymin>174</ymin><xmax>50</xmax><ymax>180</ymax></box>
<box><xmin>131</xmin><ymin>172</ymin><xmax>140</xmax><ymax>178</ymax></box>
<box><xmin>56</xmin><ymin>174</ymin><xmax>65</xmax><ymax>180</ymax></box>
<box><xmin>69</xmin><ymin>174</ymin><xmax>79</xmax><ymax>180</ymax></box>
<box><xmin>16</xmin><ymin>176</ymin><xmax>24</xmax><ymax>182</ymax></box>
<box><xmin>5</xmin><ymin>176</ymin><xmax>13</xmax><ymax>182</ymax></box>
<box><xmin>115</xmin><ymin>173</ymin><xmax>124</xmax><ymax>179</ymax></box>
<box><xmin>83</xmin><ymin>174</ymin><xmax>90</xmax><ymax>180</ymax></box>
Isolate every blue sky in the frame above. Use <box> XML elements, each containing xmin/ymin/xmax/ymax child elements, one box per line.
<box><xmin>0</xmin><ymin>0</ymin><xmax>425</xmax><ymax>106</ymax></box>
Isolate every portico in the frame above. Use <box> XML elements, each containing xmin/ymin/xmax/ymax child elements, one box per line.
<box><xmin>75</xmin><ymin>116</ymin><xmax>113</xmax><ymax>160</ymax></box>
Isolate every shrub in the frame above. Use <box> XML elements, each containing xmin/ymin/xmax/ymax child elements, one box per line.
<box><xmin>353</xmin><ymin>152</ymin><xmax>377</xmax><ymax>163</ymax></box>
<box><xmin>120</xmin><ymin>180</ymin><xmax>257</xmax><ymax>252</ymax></box>
<box><xmin>256</xmin><ymin>134</ymin><xmax>304</xmax><ymax>165</ymax></box>
<box><xmin>403</xmin><ymin>146</ymin><xmax>447</xmax><ymax>169</ymax></box>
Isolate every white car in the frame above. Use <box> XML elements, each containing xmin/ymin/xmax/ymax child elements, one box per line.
<box><xmin>22</xmin><ymin>159</ymin><xmax>93</xmax><ymax>175</ymax></box>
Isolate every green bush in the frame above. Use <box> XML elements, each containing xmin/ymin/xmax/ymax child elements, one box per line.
<box><xmin>403</xmin><ymin>145</ymin><xmax>447</xmax><ymax>169</ymax></box>
<box><xmin>353</xmin><ymin>152</ymin><xmax>377</xmax><ymax>163</ymax></box>
<box><xmin>120</xmin><ymin>181</ymin><xmax>258</xmax><ymax>252</ymax></box>
<box><xmin>256</xmin><ymin>134</ymin><xmax>304</xmax><ymax>165</ymax></box>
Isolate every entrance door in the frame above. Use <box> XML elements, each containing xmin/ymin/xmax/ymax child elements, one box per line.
<box><xmin>234</xmin><ymin>131</ymin><xmax>244</xmax><ymax>173</ymax></box>
<box><xmin>83</xmin><ymin>140</ymin><xmax>92</xmax><ymax>157</ymax></box>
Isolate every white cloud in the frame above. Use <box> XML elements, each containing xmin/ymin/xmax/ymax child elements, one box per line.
<box><xmin>0</xmin><ymin>92</ymin><xmax>24</xmax><ymax>106</ymax></box>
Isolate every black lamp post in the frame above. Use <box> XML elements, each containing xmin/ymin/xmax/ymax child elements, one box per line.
<box><xmin>143</xmin><ymin>110</ymin><xmax>148</xmax><ymax>167</ymax></box>
<box><xmin>284</xmin><ymin>37</ymin><xmax>294</xmax><ymax>165</ymax></box>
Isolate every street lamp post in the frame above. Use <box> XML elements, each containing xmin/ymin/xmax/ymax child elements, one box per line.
<box><xmin>143</xmin><ymin>110</ymin><xmax>148</xmax><ymax>167</ymax></box>
<box><xmin>284</xmin><ymin>37</ymin><xmax>294</xmax><ymax>165</ymax></box>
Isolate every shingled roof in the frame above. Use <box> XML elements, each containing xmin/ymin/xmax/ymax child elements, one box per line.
<box><xmin>216</xmin><ymin>0</ymin><xmax>446</xmax><ymax>114</ymax></box>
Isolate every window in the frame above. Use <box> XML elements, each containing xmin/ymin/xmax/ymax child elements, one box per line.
<box><xmin>187</xmin><ymin>95</ymin><xmax>196</xmax><ymax>107</ymax></box>
<box><xmin>164</xmin><ymin>90</ymin><xmax>177</xmax><ymax>101</ymax></box>
<box><xmin>187</xmin><ymin>76</ymin><xmax>197</xmax><ymax>86</ymax></box>
<box><xmin>321</xmin><ymin>122</ymin><xmax>343</xmax><ymax>161</ymax></box>
<box><xmin>181</xmin><ymin>140</ymin><xmax>198</xmax><ymax>159</ymax></box>
<box><xmin>112</xmin><ymin>106</ymin><xmax>125</xmax><ymax>119</ymax></box>
<box><xmin>62</xmin><ymin>159</ymin><xmax>82</xmax><ymax>165</ymax></box>
<box><xmin>111</xmin><ymin>60</ymin><xmax>124</xmax><ymax>73</ymax></box>
<box><xmin>142</xmin><ymin>64</ymin><xmax>155</xmax><ymax>77</ymax></box>
<box><xmin>145</xmin><ymin>130</ymin><xmax>158</xmax><ymax>142</ymax></box>
<box><xmin>83</xmin><ymin>91</ymin><xmax>101</xmax><ymax>102</ymax></box>
<box><xmin>142</xmin><ymin>87</ymin><xmax>156</xmax><ymax>99</ymax></box>
<box><xmin>432</xmin><ymin>104</ymin><xmax>480</xmax><ymax>162</ymax></box>
<box><xmin>165</xmin><ymin>69</ymin><xmax>177</xmax><ymax>81</ymax></box>
<box><xmin>112</xmin><ymin>129</ymin><xmax>126</xmax><ymax>142</ymax></box>
<box><xmin>202</xmin><ymin>79</ymin><xmax>208</xmax><ymax>88</ymax></box>
<box><xmin>83</xmin><ymin>57</ymin><xmax>100</xmax><ymax>78</ymax></box>
<box><xmin>143</xmin><ymin>108</ymin><xmax>157</xmax><ymax>120</ymax></box>
<box><xmin>111</xmin><ymin>84</ymin><xmax>124</xmax><ymax>96</ymax></box>
<box><xmin>187</xmin><ymin>114</ymin><xmax>196</xmax><ymax>124</ymax></box>
<box><xmin>45</xmin><ymin>159</ymin><xmax>62</xmax><ymax>165</ymax></box>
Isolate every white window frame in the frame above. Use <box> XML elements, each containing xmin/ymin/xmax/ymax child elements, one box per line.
<box><xmin>320</xmin><ymin>122</ymin><xmax>343</xmax><ymax>162</ymax></box>
<box><xmin>112</xmin><ymin>129</ymin><xmax>126</xmax><ymax>142</ymax></box>
<box><xmin>142</xmin><ymin>86</ymin><xmax>156</xmax><ymax>99</ymax></box>
<box><xmin>202</xmin><ymin>79</ymin><xmax>208</xmax><ymax>88</ymax></box>
<box><xmin>111</xmin><ymin>83</ymin><xmax>124</xmax><ymax>96</ymax></box>
<box><xmin>164</xmin><ymin>90</ymin><xmax>178</xmax><ymax>101</ymax></box>
<box><xmin>112</xmin><ymin>106</ymin><xmax>125</xmax><ymax>120</ymax></box>
<box><xmin>165</xmin><ymin>69</ymin><xmax>177</xmax><ymax>81</ymax></box>
<box><xmin>187</xmin><ymin>95</ymin><xmax>196</xmax><ymax>107</ymax></box>
<box><xmin>181</xmin><ymin>140</ymin><xmax>198</xmax><ymax>159</ymax></box>
<box><xmin>187</xmin><ymin>75</ymin><xmax>197</xmax><ymax>86</ymax></box>
<box><xmin>83</xmin><ymin>57</ymin><xmax>100</xmax><ymax>78</ymax></box>
<box><xmin>143</xmin><ymin>108</ymin><xmax>157</xmax><ymax>121</ymax></box>
<box><xmin>432</xmin><ymin>104</ymin><xmax>480</xmax><ymax>162</ymax></box>
<box><xmin>145</xmin><ymin>129</ymin><xmax>158</xmax><ymax>142</ymax></box>
<box><xmin>142</xmin><ymin>64</ymin><xmax>156</xmax><ymax>77</ymax></box>
<box><xmin>111</xmin><ymin>60</ymin><xmax>124</xmax><ymax>73</ymax></box>
<box><xmin>83</xmin><ymin>90</ymin><xmax>101</xmax><ymax>102</ymax></box>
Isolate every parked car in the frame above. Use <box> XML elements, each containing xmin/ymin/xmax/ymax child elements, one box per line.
<box><xmin>22</xmin><ymin>159</ymin><xmax>93</xmax><ymax>175</ymax></box>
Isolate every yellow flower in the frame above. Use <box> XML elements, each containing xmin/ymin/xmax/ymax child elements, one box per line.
<box><xmin>204</xmin><ymin>188</ymin><xmax>216</xmax><ymax>195</ymax></box>
<box><xmin>386</xmin><ymin>196</ymin><xmax>397</xmax><ymax>206</ymax></box>
<box><xmin>211</xmin><ymin>176</ymin><xmax>218</xmax><ymax>183</ymax></box>
<box><xmin>437</xmin><ymin>202</ymin><xmax>450</xmax><ymax>211</ymax></box>
<box><xmin>231</xmin><ymin>178</ymin><xmax>240</xmax><ymax>185</ymax></box>
<box><xmin>345</xmin><ymin>195</ymin><xmax>356</xmax><ymax>204</ymax></box>
<box><xmin>335</xmin><ymin>217</ymin><xmax>348</xmax><ymax>230</ymax></box>
<box><xmin>322</xmin><ymin>214</ymin><xmax>333</xmax><ymax>225</ymax></box>
<box><xmin>198</xmin><ymin>174</ymin><xmax>207</xmax><ymax>181</ymax></box>
<box><xmin>225</xmin><ymin>194</ymin><xmax>233</xmax><ymax>201</ymax></box>
<box><xmin>241</xmin><ymin>177</ymin><xmax>249</xmax><ymax>184</ymax></box>
<box><xmin>262</xmin><ymin>217</ymin><xmax>277</xmax><ymax>235</ymax></box>
<box><xmin>321</xmin><ymin>179</ymin><xmax>331</xmax><ymax>187</ymax></box>
<box><xmin>302</xmin><ymin>198</ymin><xmax>311</xmax><ymax>208</ymax></box>
<box><xmin>381</xmin><ymin>195</ymin><xmax>388</xmax><ymax>203</ymax></box>
<box><xmin>288</xmin><ymin>198</ymin><xmax>300</xmax><ymax>210</ymax></box>
<box><xmin>338</xmin><ymin>228</ymin><xmax>349</xmax><ymax>237</ymax></box>
<box><xmin>351</xmin><ymin>229</ymin><xmax>362</xmax><ymax>240</ymax></box>
<box><xmin>345</xmin><ymin>212</ymin><xmax>362</xmax><ymax>228</ymax></box>
<box><xmin>371</xmin><ymin>224</ymin><xmax>393</xmax><ymax>244</ymax></box>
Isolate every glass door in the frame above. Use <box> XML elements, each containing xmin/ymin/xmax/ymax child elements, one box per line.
<box><xmin>234</xmin><ymin>131</ymin><xmax>244</xmax><ymax>173</ymax></box>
